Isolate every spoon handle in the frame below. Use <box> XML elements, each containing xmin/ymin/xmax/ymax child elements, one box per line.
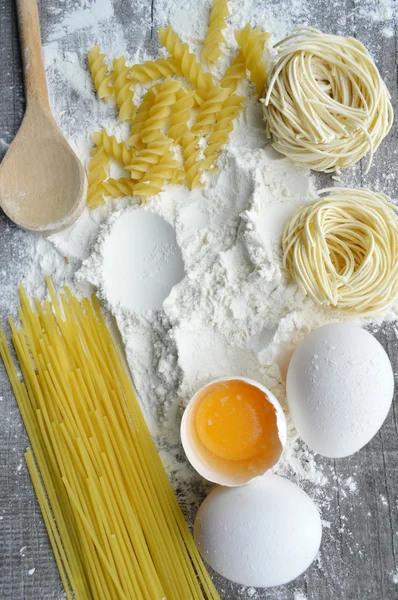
<box><xmin>16</xmin><ymin>0</ymin><xmax>50</xmax><ymax>109</ymax></box>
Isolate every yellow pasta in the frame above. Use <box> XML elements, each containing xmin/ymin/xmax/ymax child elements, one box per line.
<box><xmin>192</xmin><ymin>84</ymin><xmax>231</xmax><ymax>135</ymax></box>
<box><xmin>220</xmin><ymin>52</ymin><xmax>246</xmax><ymax>91</ymax></box>
<box><xmin>113</xmin><ymin>56</ymin><xmax>137</xmax><ymax>121</ymax></box>
<box><xmin>235</xmin><ymin>25</ymin><xmax>270</xmax><ymax>95</ymax></box>
<box><xmin>102</xmin><ymin>177</ymin><xmax>137</xmax><ymax>198</ymax></box>
<box><xmin>201</xmin><ymin>0</ymin><xmax>230</xmax><ymax>64</ymax></box>
<box><xmin>87</xmin><ymin>147</ymin><xmax>109</xmax><ymax>208</ymax></box>
<box><xmin>181</xmin><ymin>132</ymin><xmax>206</xmax><ymax>189</ymax></box>
<box><xmin>93</xmin><ymin>130</ymin><xmax>135</xmax><ymax>166</ymax></box>
<box><xmin>88</xmin><ymin>45</ymin><xmax>114</xmax><ymax>100</ymax></box>
<box><xmin>128</xmin><ymin>86</ymin><xmax>160</xmax><ymax>149</ymax></box>
<box><xmin>204</xmin><ymin>94</ymin><xmax>245</xmax><ymax>166</ymax></box>
<box><xmin>262</xmin><ymin>28</ymin><xmax>393</xmax><ymax>173</ymax></box>
<box><xmin>127</xmin><ymin>134</ymin><xmax>173</xmax><ymax>181</ymax></box>
<box><xmin>133</xmin><ymin>152</ymin><xmax>182</xmax><ymax>198</ymax></box>
<box><xmin>282</xmin><ymin>188</ymin><xmax>398</xmax><ymax>316</ymax></box>
<box><xmin>158</xmin><ymin>25</ymin><xmax>213</xmax><ymax>97</ymax></box>
<box><xmin>0</xmin><ymin>281</ymin><xmax>221</xmax><ymax>600</ymax></box>
<box><xmin>168</xmin><ymin>87</ymin><xmax>195</xmax><ymax>143</ymax></box>
<box><xmin>129</xmin><ymin>57</ymin><xmax>181</xmax><ymax>82</ymax></box>
<box><xmin>139</xmin><ymin>77</ymin><xmax>181</xmax><ymax>143</ymax></box>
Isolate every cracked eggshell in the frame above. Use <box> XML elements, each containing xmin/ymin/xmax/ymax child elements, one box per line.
<box><xmin>286</xmin><ymin>323</ymin><xmax>394</xmax><ymax>458</ymax></box>
<box><xmin>181</xmin><ymin>377</ymin><xmax>287</xmax><ymax>487</ymax></box>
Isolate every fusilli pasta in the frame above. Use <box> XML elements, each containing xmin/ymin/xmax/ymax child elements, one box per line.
<box><xmin>181</xmin><ymin>132</ymin><xmax>206</xmax><ymax>189</ymax></box>
<box><xmin>113</xmin><ymin>56</ymin><xmax>136</xmax><ymax>121</ymax></box>
<box><xmin>201</xmin><ymin>0</ymin><xmax>230</xmax><ymax>64</ymax></box>
<box><xmin>192</xmin><ymin>84</ymin><xmax>231</xmax><ymax>135</ymax></box>
<box><xmin>158</xmin><ymin>26</ymin><xmax>213</xmax><ymax>97</ymax></box>
<box><xmin>87</xmin><ymin>147</ymin><xmax>109</xmax><ymax>208</ymax></box>
<box><xmin>129</xmin><ymin>58</ymin><xmax>181</xmax><ymax>82</ymax></box>
<box><xmin>204</xmin><ymin>94</ymin><xmax>245</xmax><ymax>165</ymax></box>
<box><xmin>128</xmin><ymin>86</ymin><xmax>160</xmax><ymax>149</ymax></box>
<box><xmin>139</xmin><ymin>77</ymin><xmax>181</xmax><ymax>143</ymax></box>
<box><xmin>235</xmin><ymin>25</ymin><xmax>270</xmax><ymax>95</ymax></box>
<box><xmin>168</xmin><ymin>88</ymin><xmax>195</xmax><ymax>143</ymax></box>
<box><xmin>93</xmin><ymin>130</ymin><xmax>135</xmax><ymax>166</ymax></box>
<box><xmin>127</xmin><ymin>134</ymin><xmax>173</xmax><ymax>181</ymax></box>
<box><xmin>220</xmin><ymin>53</ymin><xmax>246</xmax><ymax>91</ymax></box>
<box><xmin>88</xmin><ymin>45</ymin><xmax>114</xmax><ymax>100</ymax></box>
<box><xmin>102</xmin><ymin>177</ymin><xmax>136</xmax><ymax>197</ymax></box>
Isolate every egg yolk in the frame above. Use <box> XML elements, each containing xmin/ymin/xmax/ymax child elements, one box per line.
<box><xmin>195</xmin><ymin>380</ymin><xmax>279</xmax><ymax>462</ymax></box>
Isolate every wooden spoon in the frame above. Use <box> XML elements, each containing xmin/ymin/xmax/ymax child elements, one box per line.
<box><xmin>0</xmin><ymin>0</ymin><xmax>87</xmax><ymax>235</ymax></box>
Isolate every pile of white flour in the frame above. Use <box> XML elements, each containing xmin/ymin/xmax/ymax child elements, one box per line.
<box><xmin>9</xmin><ymin>3</ymin><xmax>397</xmax><ymax>597</ymax></box>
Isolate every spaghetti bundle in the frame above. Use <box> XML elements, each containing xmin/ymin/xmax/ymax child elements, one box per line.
<box><xmin>263</xmin><ymin>28</ymin><xmax>393</xmax><ymax>173</ymax></box>
<box><xmin>282</xmin><ymin>188</ymin><xmax>398</xmax><ymax>317</ymax></box>
<box><xmin>0</xmin><ymin>280</ymin><xmax>220</xmax><ymax>600</ymax></box>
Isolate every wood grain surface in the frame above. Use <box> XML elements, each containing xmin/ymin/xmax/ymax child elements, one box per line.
<box><xmin>0</xmin><ymin>1</ymin><xmax>397</xmax><ymax>599</ymax></box>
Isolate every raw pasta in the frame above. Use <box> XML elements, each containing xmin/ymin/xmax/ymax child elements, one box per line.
<box><xmin>235</xmin><ymin>25</ymin><xmax>270</xmax><ymax>95</ymax></box>
<box><xmin>127</xmin><ymin>135</ymin><xmax>173</xmax><ymax>181</ymax></box>
<box><xmin>102</xmin><ymin>177</ymin><xmax>136</xmax><ymax>197</ymax></box>
<box><xmin>192</xmin><ymin>84</ymin><xmax>232</xmax><ymax>135</ymax></box>
<box><xmin>158</xmin><ymin>25</ymin><xmax>213</xmax><ymax>95</ymax></box>
<box><xmin>181</xmin><ymin>132</ymin><xmax>206</xmax><ymax>189</ymax></box>
<box><xmin>93</xmin><ymin>130</ymin><xmax>135</xmax><ymax>166</ymax></box>
<box><xmin>0</xmin><ymin>282</ymin><xmax>222</xmax><ymax>600</ymax></box>
<box><xmin>204</xmin><ymin>94</ymin><xmax>245</xmax><ymax>165</ymax></box>
<box><xmin>201</xmin><ymin>0</ymin><xmax>230</xmax><ymax>64</ymax></box>
<box><xmin>113</xmin><ymin>56</ymin><xmax>136</xmax><ymax>121</ymax></box>
<box><xmin>219</xmin><ymin>53</ymin><xmax>246</xmax><ymax>91</ymax></box>
<box><xmin>87</xmin><ymin>147</ymin><xmax>109</xmax><ymax>208</ymax></box>
<box><xmin>88</xmin><ymin>45</ymin><xmax>113</xmax><ymax>99</ymax></box>
<box><xmin>139</xmin><ymin>77</ymin><xmax>181</xmax><ymax>143</ymax></box>
<box><xmin>262</xmin><ymin>28</ymin><xmax>393</xmax><ymax>173</ymax></box>
<box><xmin>282</xmin><ymin>187</ymin><xmax>398</xmax><ymax>316</ymax></box>
<box><xmin>168</xmin><ymin>88</ymin><xmax>195</xmax><ymax>144</ymax></box>
<box><xmin>129</xmin><ymin>58</ymin><xmax>181</xmax><ymax>82</ymax></box>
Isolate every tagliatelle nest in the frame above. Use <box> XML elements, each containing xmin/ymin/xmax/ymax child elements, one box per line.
<box><xmin>282</xmin><ymin>187</ymin><xmax>398</xmax><ymax>317</ymax></box>
<box><xmin>262</xmin><ymin>27</ymin><xmax>393</xmax><ymax>173</ymax></box>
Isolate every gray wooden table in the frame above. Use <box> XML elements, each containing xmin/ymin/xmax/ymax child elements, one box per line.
<box><xmin>0</xmin><ymin>1</ymin><xmax>398</xmax><ymax>599</ymax></box>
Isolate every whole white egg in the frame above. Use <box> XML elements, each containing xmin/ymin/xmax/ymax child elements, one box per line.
<box><xmin>286</xmin><ymin>323</ymin><xmax>394</xmax><ymax>458</ymax></box>
<box><xmin>194</xmin><ymin>473</ymin><xmax>322</xmax><ymax>588</ymax></box>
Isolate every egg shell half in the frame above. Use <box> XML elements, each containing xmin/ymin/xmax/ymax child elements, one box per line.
<box><xmin>286</xmin><ymin>323</ymin><xmax>394</xmax><ymax>458</ymax></box>
<box><xmin>194</xmin><ymin>473</ymin><xmax>322</xmax><ymax>588</ymax></box>
<box><xmin>181</xmin><ymin>377</ymin><xmax>287</xmax><ymax>486</ymax></box>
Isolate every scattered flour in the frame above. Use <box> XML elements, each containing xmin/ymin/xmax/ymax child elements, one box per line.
<box><xmin>3</xmin><ymin>0</ymin><xmax>397</xmax><ymax>598</ymax></box>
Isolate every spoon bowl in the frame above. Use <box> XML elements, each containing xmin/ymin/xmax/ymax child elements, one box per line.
<box><xmin>0</xmin><ymin>101</ymin><xmax>86</xmax><ymax>234</ymax></box>
<box><xmin>0</xmin><ymin>0</ymin><xmax>87</xmax><ymax>235</ymax></box>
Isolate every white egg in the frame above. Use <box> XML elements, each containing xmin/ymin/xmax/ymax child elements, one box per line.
<box><xmin>194</xmin><ymin>473</ymin><xmax>322</xmax><ymax>588</ymax></box>
<box><xmin>286</xmin><ymin>323</ymin><xmax>394</xmax><ymax>458</ymax></box>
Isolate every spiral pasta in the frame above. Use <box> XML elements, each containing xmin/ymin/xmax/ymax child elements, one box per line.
<box><xmin>127</xmin><ymin>135</ymin><xmax>173</xmax><ymax>181</ymax></box>
<box><xmin>262</xmin><ymin>28</ymin><xmax>393</xmax><ymax>173</ymax></box>
<box><xmin>140</xmin><ymin>77</ymin><xmax>181</xmax><ymax>143</ymax></box>
<box><xmin>201</xmin><ymin>0</ymin><xmax>230</xmax><ymax>64</ymax></box>
<box><xmin>169</xmin><ymin>88</ymin><xmax>195</xmax><ymax>143</ymax></box>
<box><xmin>133</xmin><ymin>152</ymin><xmax>182</xmax><ymax>198</ymax></box>
<box><xmin>87</xmin><ymin>147</ymin><xmax>109</xmax><ymax>208</ymax></box>
<box><xmin>128</xmin><ymin>86</ymin><xmax>160</xmax><ymax>149</ymax></box>
<box><xmin>129</xmin><ymin>58</ymin><xmax>181</xmax><ymax>82</ymax></box>
<box><xmin>158</xmin><ymin>26</ymin><xmax>213</xmax><ymax>96</ymax></box>
<box><xmin>282</xmin><ymin>187</ymin><xmax>398</xmax><ymax>317</ymax></box>
<box><xmin>192</xmin><ymin>84</ymin><xmax>232</xmax><ymax>135</ymax></box>
<box><xmin>220</xmin><ymin>53</ymin><xmax>246</xmax><ymax>91</ymax></box>
<box><xmin>102</xmin><ymin>177</ymin><xmax>136</xmax><ymax>197</ymax></box>
<box><xmin>235</xmin><ymin>25</ymin><xmax>270</xmax><ymax>95</ymax></box>
<box><xmin>113</xmin><ymin>56</ymin><xmax>137</xmax><ymax>121</ymax></box>
<box><xmin>204</xmin><ymin>94</ymin><xmax>245</xmax><ymax>165</ymax></box>
<box><xmin>93</xmin><ymin>130</ymin><xmax>135</xmax><ymax>166</ymax></box>
<box><xmin>88</xmin><ymin>45</ymin><xmax>113</xmax><ymax>99</ymax></box>
<box><xmin>181</xmin><ymin>132</ymin><xmax>207</xmax><ymax>189</ymax></box>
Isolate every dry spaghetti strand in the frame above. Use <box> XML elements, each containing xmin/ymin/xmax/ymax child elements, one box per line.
<box><xmin>0</xmin><ymin>279</ymin><xmax>221</xmax><ymax>600</ymax></box>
